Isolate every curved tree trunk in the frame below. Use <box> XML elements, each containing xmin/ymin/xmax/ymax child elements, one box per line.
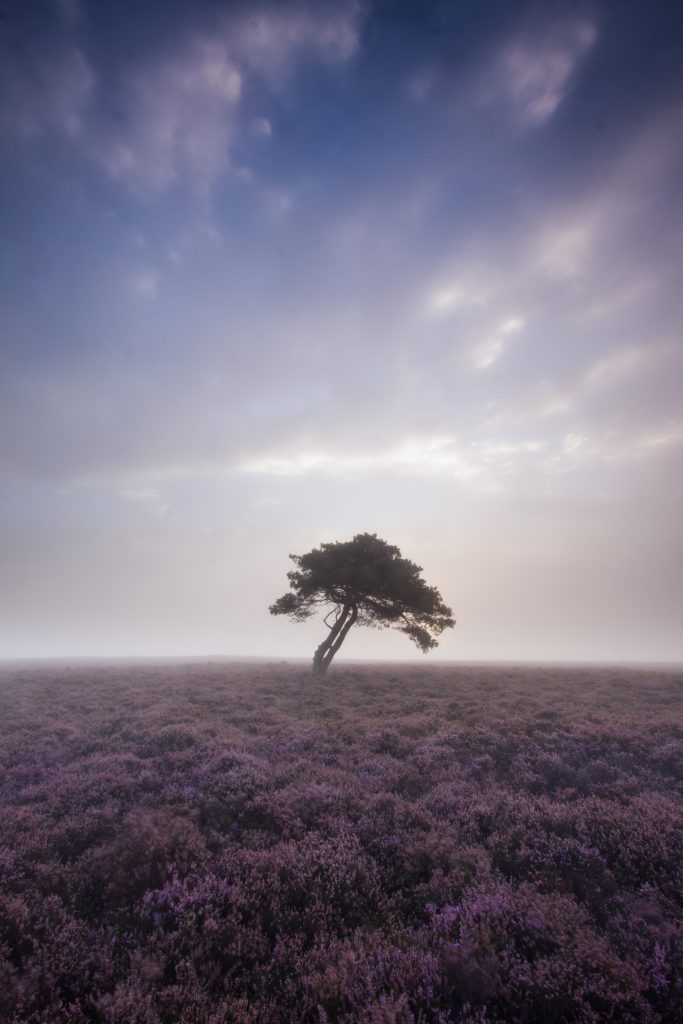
<box><xmin>312</xmin><ymin>603</ymin><xmax>358</xmax><ymax>676</ymax></box>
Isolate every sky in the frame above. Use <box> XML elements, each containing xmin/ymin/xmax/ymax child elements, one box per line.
<box><xmin>1</xmin><ymin>0</ymin><xmax>682</xmax><ymax>663</ymax></box>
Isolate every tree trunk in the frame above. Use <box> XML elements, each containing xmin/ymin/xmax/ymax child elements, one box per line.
<box><xmin>312</xmin><ymin>603</ymin><xmax>358</xmax><ymax>676</ymax></box>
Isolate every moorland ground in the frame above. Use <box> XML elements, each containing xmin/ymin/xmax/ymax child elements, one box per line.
<box><xmin>1</xmin><ymin>660</ymin><xmax>682</xmax><ymax>1023</ymax></box>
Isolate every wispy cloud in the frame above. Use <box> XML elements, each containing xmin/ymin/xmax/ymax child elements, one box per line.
<box><xmin>119</xmin><ymin>487</ymin><xmax>160</xmax><ymax>501</ymax></box>
<box><xmin>470</xmin><ymin>316</ymin><xmax>524</xmax><ymax>370</ymax></box>
<box><xmin>251</xmin><ymin>116</ymin><xmax>273</xmax><ymax>138</ymax></box>
<box><xmin>91</xmin><ymin>38</ymin><xmax>242</xmax><ymax>194</ymax></box>
<box><xmin>485</xmin><ymin>16</ymin><xmax>598</xmax><ymax>126</ymax></box>
<box><xmin>238</xmin><ymin>417</ymin><xmax>683</xmax><ymax>495</ymax></box>
<box><xmin>241</xmin><ymin>435</ymin><xmax>551</xmax><ymax>491</ymax></box>
<box><xmin>406</xmin><ymin>67</ymin><xmax>437</xmax><ymax>103</ymax></box>
<box><xmin>0</xmin><ymin>1</ymin><xmax>363</xmax><ymax>195</ymax></box>
<box><xmin>0</xmin><ymin>41</ymin><xmax>95</xmax><ymax>140</ymax></box>
<box><xmin>263</xmin><ymin>189</ymin><xmax>293</xmax><ymax>219</ymax></box>
<box><xmin>561</xmin><ymin>421</ymin><xmax>683</xmax><ymax>467</ymax></box>
<box><xmin>425</xmin><ymin>278</ymin><xmax>491</xmax><ymax>317</ymax></box>
<box><xmin>535</xmin><ymin>206</ymin><xmax>604</xmax><ymax>280</ymax></box>
<box><xmin>231</xmin><ymin>2</ymin><xmax>361</xmax><ymax>84</ymax></box>
<box><xmin>131</xmin><ymin>269</ymin><xmax>160</xmax><ymax>298</ymax></box>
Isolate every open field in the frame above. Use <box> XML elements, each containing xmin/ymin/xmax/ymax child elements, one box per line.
<box><xmin>1</xmin><ymin>661</ymin><xmax>682</xmax><ymax>1023</ymax></box>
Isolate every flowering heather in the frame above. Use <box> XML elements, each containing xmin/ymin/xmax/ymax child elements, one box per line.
<box><xmin>0</xmin><ymin>661</ymin><xmax>681</xmax><ymax>1023</ymax></box>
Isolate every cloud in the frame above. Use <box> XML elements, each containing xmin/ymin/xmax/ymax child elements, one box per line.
<box><xmin>251</xmin><ymin>116</ymin><xmax>273</xmax><ymax>138</ymax></box>
<box><xmin>406</xmin><ymin>68</ymin><xmax>436</xmax><ymax>103</ymax></box>
<box><xmin>106</xmin><ymin>1</ymin><xmax>361</xmax><ymax>192</ymax></box>
<box><xmin>231</xmin><ymin>2</ymin><xmax>361</xmax><ymax>84</ymax></box>
<box><xmin>91</xmin><ymin>38</ymin><xmax>242</xmax><ymax>194</ymax></box>
<box><xmin>561</xmin><ymin>421</ymin><xmax>683</xmax><ymax>467</ymax></box>
<box><xmin>119</xmin><ymin>487</ymin><xmax>160</xmax><ymax>501</ymax></box>
<box><xmin>583</xmin><ymin>346</ymin><xmax>650</xmax><ymax>388</ymax></box>
<box><xmin>240</xmin><ymin>435</ymin><xmax>550</xmax><ymax>491</ymax></box>
<box><xmin>470</xmin><ymin>316</ymin><xmax>524</xmax><ymax>370</ymax></box>
<box><xmin>486</xmin><ymin>17</ymin><xmax>598</xmax><ymax>126</ymax></box>
<box><xmin>264</xmin><ymin>189</ymin><xmax>293</xmax><ymax>219</ymax></box>
<box><xmin>425</xmin><ymin>277</ymin><xmax>491</xmax><ymax>317</ymax></box>
<box><xmin>533</xmin><ymin>199</ymin><xmax>609</xmax><ymax>280</ymax></box>
<box><xmin>0</xmin><ymin>41</ymin><xmax>95</xmax><ymax>140</ymax></box>
<box><xmin>237</xmin><ymin>422</ymin><xmax>683</xmax><ymax>492</ymax></box>
<box><xmin>533</xmin><ymin>341</ymin><xmax>675</xmax><ymax>421</ymax></box>
<box><xmin>131</xmin><ymin>269</ymin><xmax>160</xmax><ymax>298</ymax></box>
<box><xmin>0</xmin><ymin>1</ymin><xmax>363</xmax><ymax>195</ymax></box>
<box><xmin>119</xmin><ymin>486</ymin><xmax>174</xmax><ymax>517</ymax></box>
<box><xmin>240</xmin><ymin>419</ymin><xmax>679</xmax><ymax>495</ymax></box>
<box><xmin>414</xmin><ymin>87</ymin><xmax>683</xmax><ymax>461</ymax></box>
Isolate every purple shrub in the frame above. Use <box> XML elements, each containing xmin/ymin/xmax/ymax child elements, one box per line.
<box><xmin>0</xmin><ymin>661</ymin><xmax>681</xmax><ymax>1022</ymax></box>
<box><xmin>432</xmin><ymin>882</ymin><xmax>653</xmax><ymax>1021</ymax></box>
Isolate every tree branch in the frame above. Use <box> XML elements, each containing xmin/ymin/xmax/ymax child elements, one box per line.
<box><xmin>323</xmin><ymin>605</ymin><xmax>342</xmax><ymax>630</ymax></box>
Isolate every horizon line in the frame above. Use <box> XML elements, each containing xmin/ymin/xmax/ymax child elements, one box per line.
<box><xmin>1</xmin><ymin>654</ymin><xmax>682</xmax><ymax>670</ymax></box>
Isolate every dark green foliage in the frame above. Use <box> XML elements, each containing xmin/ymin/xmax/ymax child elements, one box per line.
<box><xmin>269</xmin><ymin>533</ymin><xmax>455</xmax><ymax>674</ymax></box>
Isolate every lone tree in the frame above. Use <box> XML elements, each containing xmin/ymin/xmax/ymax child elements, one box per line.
<box><xmin>269</xmin><ymin>533</ymin><xmax>455</xmax><ymax>676</ymax></box>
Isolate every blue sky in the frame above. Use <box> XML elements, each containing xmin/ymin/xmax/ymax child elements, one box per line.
<box><xmin>1</xmin><ymin>0</ymin><xmax>682</xmax><ymax>660</ymax></box>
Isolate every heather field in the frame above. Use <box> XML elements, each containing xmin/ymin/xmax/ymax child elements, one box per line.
<box><xmin>1</xmin><ymin>661</ymin><xmax>682</xmax><ymax>1024</ymax></box>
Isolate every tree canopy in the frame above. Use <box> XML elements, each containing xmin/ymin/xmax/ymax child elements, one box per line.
<box><xmin>269</xmin><ymin>533</ymin><xmax>455</xmax><ymax>675</ymax></box>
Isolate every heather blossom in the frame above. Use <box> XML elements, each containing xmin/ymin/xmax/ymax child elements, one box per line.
<box><xmin>0</xmin><ymin>661</ymin><xmax>681</xmax><ymax>1022</ymax></box>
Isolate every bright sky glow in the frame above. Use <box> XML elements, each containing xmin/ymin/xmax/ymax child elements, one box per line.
<box><xmin>1</xmin><ymin>0</ymin><xmax>682</xmax><ymax>661</ymax></box>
